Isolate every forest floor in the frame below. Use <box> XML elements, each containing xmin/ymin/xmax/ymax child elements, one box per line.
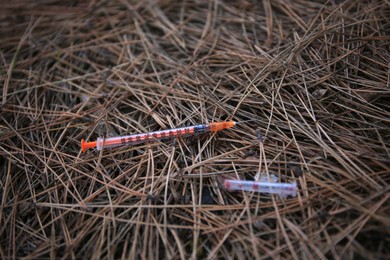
<box><xmin>1</xmin><ymin>0</ymin><xmax>389</xmax><ymax>259</ymax></box>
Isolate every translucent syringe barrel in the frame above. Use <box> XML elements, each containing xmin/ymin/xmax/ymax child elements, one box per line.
<box><xmin>224</xmin><ymin>179</ymin><xmax>297</xmax><ymax>197</ymax></box>
<box><xmin>95</xmin><ymin>124</ymin><xmax>210</xmax><ymax>150</ymax></box>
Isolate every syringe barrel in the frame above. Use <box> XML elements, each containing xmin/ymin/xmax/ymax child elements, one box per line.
<box><xmin>224</xmin><ymin>179</ymin><xmax>297</xmax><ymax>197</ymax></box>
<box><xmin>95</xmin><ymin>125</ymin><xmax>210</xmax><ymax>150</ymax></box>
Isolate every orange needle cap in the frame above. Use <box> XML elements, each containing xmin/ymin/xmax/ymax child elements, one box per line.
<box><xmin>209</xmin><ymin>121</ymin><xmax>236</xmax><ymax>132</ymax></box>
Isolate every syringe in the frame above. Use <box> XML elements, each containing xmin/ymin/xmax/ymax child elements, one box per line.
<box><xmin>223</xmin><ymin>179</ymin><xmax>297</xmax><ymax>197</ymax></box>
<box><xmin>81</xmin><ymin>121</ymin><xmax>236</xmax><ymax>152</ymax></box>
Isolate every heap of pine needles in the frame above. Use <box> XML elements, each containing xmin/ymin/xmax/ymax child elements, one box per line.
<box><xmin>1</xmin><ymin>0</ymin><xmax>389</xmax><ymax>258</ymax></box>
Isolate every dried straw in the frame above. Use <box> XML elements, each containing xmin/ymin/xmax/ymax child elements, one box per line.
<box><xmin>1</xmin><ymin>0</ymin><xmax>389</xmax><ymax>259</ymax></box>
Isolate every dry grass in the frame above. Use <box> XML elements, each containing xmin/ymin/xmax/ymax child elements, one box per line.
<box><xmin>1</xmin><ymin>0</ymin><xmax>389</xmax><ymax>259</ymax></box>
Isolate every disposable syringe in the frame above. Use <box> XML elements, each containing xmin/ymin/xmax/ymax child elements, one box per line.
<box><xmin>81</xmin><ymin>121</ymin><xmax>236</xmax><ymax>152</ymax></box>
<box><xmin>223</xmin><ymin>179</ymin><xmax>297</xmax><ymax>197</ymax></box>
